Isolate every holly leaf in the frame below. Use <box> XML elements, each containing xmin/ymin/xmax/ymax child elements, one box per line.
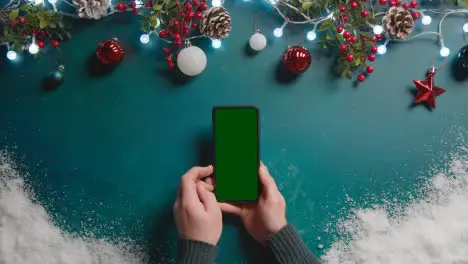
<box><xmin>301</xmin><ymin>1</ymin><xmax>313</xmax><ymax>10</ymax></box>
<box><xmin>8</xmin><ymin>9</ymin><xmax>19</xmax><ymax>20</ymax></box>
<box><xmin>39</xmin><ymin>18</ymin><xmax>48</xmax><ymax>29</ymax></box>
<box><xmin>319</xmin><ymin>20</ymin><xmax>330</xmax><ymax>31</ymax></box>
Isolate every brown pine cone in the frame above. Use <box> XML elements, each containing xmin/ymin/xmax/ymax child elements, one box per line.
<box><xmin>200</xmin><ymin>7</ymin><xmax>232</xmax><ymax>40</ymax></box>
<box><xmin>382</xmin><ymin>7</ymin><xmax>414</xmax><ymax>39</ymax></box>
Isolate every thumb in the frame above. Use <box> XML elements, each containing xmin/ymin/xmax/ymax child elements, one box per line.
<box><xmin>197</xmin><ymin>184</ymin><xmax>218</xmax><ymax>213</ymax></box>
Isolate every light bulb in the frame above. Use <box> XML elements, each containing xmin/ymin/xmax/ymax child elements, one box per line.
<box><xmin>34</xmin><ymin>0</ymin><xmax>43</xmax><ymax>5</ymax></box>
<box><xmin>421</xmin><ymin>15</ymin><xmax>432</xmax><ymax>25</ymax></box>
<box><xmin>212</xmin><ymin>39</ymin><xmax>221</xmax><ymax>49</ymax></box>
<box><xmin>48</xmin><ymin>0</ymin><xmax>57</xmax><ymax>4</ymax></box>
<box><xmin>373</xmin><ymin>25</ymin><xmax>383</xmax><ymax>35</ymax></box>
<box><xmin>211</xmin><ymin>0</ymin><xmax>221</xmax><ymax>7</ymax></box>
<box><xmin>140</xmin><ymin>34</ymin><xmax>150</xmax><ymax>44</ymax></box>
<box><xmin>440</xmin><ymin>46</ymin><xmax>450</xmax><ymax>57</ymax></box>
<box><xmin>135</xmin><ymin>0</ymin><xmax>143</xmax><ymax>7</ymax></box>
<box><xmin>28</xmin><ymin>43</ymin><xmax>39</xmax><ymax>54</ymax></box>
<box><xmin>463</xmin><ymin>23</ymin><xmax>468</xmax><ymax>33</ymax></box>
<box><xmin>377</xmin><ymin>45</ymin><xmax>387</xmax><ymax>55</ymax></box>
<box><xmin>273</xmin><ymin>28</ymin><xmax>283</xmax><ymax>38</ymax></box>
<box><xmin>268</xmin><ymin>0</ymin><xmax>278</xmax><ymax>4</ymax></box>
<box><xmin>307</xmin><ymin>31</ymin><xmax>317</xmax><ymax>41</ymax></box>
<box><xmin>6</xmin><ymin>51</ymin><xmax>17</xmax><ymax>61</ymax></box>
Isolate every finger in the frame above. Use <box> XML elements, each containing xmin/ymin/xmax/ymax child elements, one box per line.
<box><xmin>181</xmin><ymin>166</ymin><xmax>214</xmax><ymax>203</ymax></box>
<box><xmin>259</xmin><ymin>162</ymin><xmax>278</xmax><ymax>198</ymax></box>
<box><xmin>205</xmin><ymin>177</ymin><xmax>213</xmax><ymax>186</ymax></box>
<box><xmin>197</xmin><ymin>181</ymin><xmax>214</xmax><ymax>192</ymax></box>
<box><xmin>197</xmin><ymin>184</ymin><xmax>218</xmax><ymax>212</ymax></box>
<box><xmin>182</xmin><ymin>165</ymin><xmax>214</xmax><ymax>182</ymax></box>
<box><xmin>219</xmin><ymin>202</ymin><xmax>242</xmax><ymax>215</ymax></box>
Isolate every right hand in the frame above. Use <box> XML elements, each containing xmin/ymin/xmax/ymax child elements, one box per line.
<box><xmin>218</xmin><ymin>162</ymin><xmax>287</xmax><ymax>245</ymax></box>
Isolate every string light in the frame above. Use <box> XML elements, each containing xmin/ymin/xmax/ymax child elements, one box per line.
<box><xmin>463</xmin><ymin>23</ymin><xmax>468</xmax><ymax>33</ymax></box>
<box><xmin>440</xmin><ymin>46</ymin><xmax>450</xmax><ymax>57</ymax></box>
<box><xmin>135</xmin><ymin>0</ymin><xmax>143</xmax><ymax>7</ymax></box>
<box><xmin>140</xmin><ymin>34</ymin><xmax>150</xmax><ymax>44</ymax></box>
<box><xmin>306</xmin><ymin>31</ymin><xmax>317</xmax><ymax>41</ymax></box>
<box><xmin>6</xmin><ymin>51</ymin><xmax>17</xmax><ymax>61</ymax></box>
<box><xmin>421</xmin><ymin>15</ymin><xmax>432</xmax><ymax>25</ymax></box>
<box><xmin>373</xmin><ymin>25</ymin><xmax>383</xmax><ymax>35</ymax></box>
<box><xmin>273</xmin><ymin>28</ymin><xmax>283</xmax><ymax>37</ymax></box>
<box><xmin>48</xmin><ymin>0</ymin><xmax>57</xmax><ymax>4</ymax></box>
<box><xmin>211</xmin><ymin>0</ymin><xmax>222</xmax><ymax>7</ymax></box>
<box><xmin>212</xmin><ymin>39</ymin><xmax>221</xmax><ymax>48</ymax></box>
<box><xmin>34</xmin><ymin>0</ymin><xmax>44</xmax><ymax>5</ymax></box>
<box><xmin>28</xmin><ymin>43</ymin><xmax>39</xmax><ymax>54</ymax></box>
<box><xmin>268</xmin><ymin>0</ymin><xmax>278</xmax><ymax>4</ymax></box>
<box><xmin>377</xmin><ymin>45</ymin><xmax>387</xmax><ymax>55</ymax></box>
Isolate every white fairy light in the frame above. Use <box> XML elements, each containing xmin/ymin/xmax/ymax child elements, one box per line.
<box><xmin>440</xmin><ymin>46</ymin><xmax>450</xmax><ymax>57</ymax></box>
<box><xmin>211</xmin><ymin>0</ymin><xmax>222</xmax><ymax>7</ymax></box>
<box><xmin>463</xmin><ymin>23</ymin><xmax>468</xmax><ymax>33</ymax></box>
<box><xmin>373</xmin><ymin>25</ymin><xmax>383</xmax><ymax>35</ymax></box>
<box><xmin>28</xmin><ymin>43</ymin><xmax>39</xmax><ymax>54</ymax></box>
<box><xmin>34</xmin><ymin>0</ymin><xmax>44</xmax><ymax>5</ymax></box>
<box><xmin>268</xmin><ymin>0</ymin><xmax>278</xmax><ymax>4</ymax></box>
<box><xmin>273</xmin><ymin>28</ymin><xmax>283</xmax><ymax>38</ymax></box>
<box><xmin>140</xmin><ymin>34</ymin><xmax>150</xmax><ymax>44</ymax></box>
<box><xmin>307</xmin><ymin>31</ymin><xmax>317</xmax><ymax>41</ymax></box>
<box><xmin>135</xmin><ymin>0</ymin><xmax>143</xmax><ymax>7</ymax></box>
<box><xmin>212</xmin><ymin>39</ymin><xmax>221</xmax><ymax>49</ymax></box>
<box><xmin>48</xmin><ymin>0</ymin><xmax>57</xmax><ymax>4</ymax></box>
<box><xmin>421</xmin><ymin>15</ymin><xmax>432</xmax><ymax>25</ymax></box>
<box><xmin>377</xmin><ymin>45</ymin><xmax>387</xmax><ymax>55</ymax></box>
<box><xmin>6</xmin><ymin>51</ymin><xmax>17</xmax><ymax>61</ymax></box>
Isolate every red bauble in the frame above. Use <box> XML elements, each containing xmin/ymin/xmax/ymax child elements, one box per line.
<box><xmin>343</xmin><ymin>31</ymin><xmax>351</xmax><ymax>38</ymax></box>
<box><xmin>336</xmin><ymin>25</ymin><xmax>344</xmax><ymax>33</ymax></box>
<box><xmin>366</xmin><ymin>66</ymin><xmax>374</xmax><ymax>73</ymax></box>
<box><xmin>402</xmin><ymin>3</ymin><xmax>409</xmax><ymax>9</ymax></box>
<box><xmin>339</xmin><ymin>44</ymin><xmax>347</xmax><ymax>52</ymax></box>
<box><xmin>96</xmin><ymin>39</ymin><xmax>124</xmax><ymax>66</ymax></box>
<box><xmin>409</xmin><ymin>0</ymin><xmax>417</xmax><ymax>8</ymax></box>
<box><xmin>346</xmin><ymin>54</ymin><xmax>354</xmax><ymax>61</ymax></box>
<box><xmin>51</xmin><ymin>40</ymin><xmax>60</xmax><ymax>48</ymax></box>
<box><xmin>350</xmin><ymin>1</ymin><xmax>358</xmax><ymax>8</ymax></box>
<box><xmin>282</xmin><ymin>46</ymin><xmax>311</xmax><ymax>73</ymax></box>
<box><xmin>413</xmin><ymin>68</ymin><xmax>445</xmax><ymax>109</ymax></box>
<box><xmin>357</xmin><ymin>74</ymin><xmax>365</xmax><ymax>82</ymax></box>
<box><xmin>412</xmin><ymin>11</ymin><xmax>420</xmax><ymax>19</ymax></box>
<box><xmin>37</xmin><ymin>40</ymin><xmax>45</xmax><ymax>49</ymax></box>
<box><xmin>339</xmin><ymin>5</ymin><xmax>346</xmax><ymax>12</ymax></box>
<box><xmin>361</xmin><ymin>10</ymin><xmax>369</xmax><ymax>17</ymax></box>
<box><xmin>370</xmin><ymin>46</ymin><xmax>378</xmax><ymax>53</ymax></box>
<box><xmin>379</xmin><ymin>0</ymin><xmax>387</xmax><ymax>5</ymax></box>
<box><xmin>116</xmin><ymin>2</ymin><xmax>126</xmax><ymax>11</ymax></box>
<box><xmin>129</xmin><ymin>1</ymin><xmax>136</xmax><ymax>8</ymax></box>
<box><xmin>368</xmin><ymin>53</ymin><xmax>376</xmax><ymax>61</ymax></box>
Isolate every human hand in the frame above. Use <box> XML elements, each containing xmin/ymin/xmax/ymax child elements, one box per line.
<box><xmin>173</xmin><ymin>165</ymin><xmax>222</xmax><ymax>245</ymax></box>
<box><xmin>218</xmin><ymin>163</ymin><xmax>287</xmax><ymax>245</ymax></box>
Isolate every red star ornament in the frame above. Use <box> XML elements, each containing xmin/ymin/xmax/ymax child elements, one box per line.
<box><xmin>413</xmin><ymin>68</ymin><xmax>445</xmax><ymax>109</ymax></box>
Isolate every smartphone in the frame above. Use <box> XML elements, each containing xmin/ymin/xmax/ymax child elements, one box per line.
<box><xmin>212</xmin><ymin>106</ymin><xmax>260</xmax><ymax>203</ymax></box>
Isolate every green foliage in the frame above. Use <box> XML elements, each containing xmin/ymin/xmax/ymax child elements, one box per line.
<box><xmin>458</xmin><ymin>0</ymin><xmax>468</xmax><ymax>6</ymax></box>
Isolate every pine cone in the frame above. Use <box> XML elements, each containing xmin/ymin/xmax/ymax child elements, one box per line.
<box><xmin>73</xmin><ymin>0</ymin><xmax>109</xmax><ymax>20</ymax></box>
<box><xmin>200</xmin><ymin>7</ymin><xmax>232</xmax><ymax>40</ymax></box>
<box><xmin>382</xmin><ymin>7</ymin><xmax>414</xmax><ymax>39</ymax></box>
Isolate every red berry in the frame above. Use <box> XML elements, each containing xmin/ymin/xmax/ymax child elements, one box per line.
<box><xmin>402</xmin><ymin>3</ymin><xmax>409</xmax><ymax>9</ymax></box>
<box><xmin>200</xmin><ymin>3</ymin><xmax>207</xmax><ymax>9</ymax></box>
<box><xmin>173</xmin><ymin>33</ymin><xmax>181</xmax><ymax>41</ymax></box>
<box><xmin>168</xmin><ymin>31</ymin><xmax>173</xmax><ymax>37</ymax></box>
<box><xmin>336</xmin><ymin>25</ymin><xmax>344</xmax><ymax>33</ymax></box>
<box><xmin>37</xmin><ymin>40</ymin><xmax>45</xmax><ymax>49</ymax></box>
<box><xmin>175</xmin><ymin>40</ymin><xmax>183</xmax><ymax>46</ymax></box>
<box><xmin>193</xmin><ymin>0</ymin><xmax>199</xmax><ymax>5</ymax></box>
<box><xmin>371</xmin><ymin>46</ymin><xmax>378</xmax><ymax>53</ymax></box>
<box><xmin>183</xmin><ymin>24</ymin><xmax>190</xmax><ymax>31</ymax></box>
<box><xmin>163</xmin><ymin>47</ymin><xmax>171</xmax><ymax>54</ymax></box>
<box><xmin>166</xmin><ymin>56</ymin><xmax>173</xmax><ymax>63</ymax></box>
<box><xmin>191</xmin><ymin>22</ymin><xmax>198</xmax><ymax>28</ymax></box>
<box><xmin>412</xmin><ymin>11</ymin><xmax>420</xmax><ymax>19</ymax></box>
<box><xmin>195</xmin><ymin>12</ymin><xmax>202</xmax><ymax>19</ymax></box>
<box><xmin>175</xmin><ymin>51</ymin><xmax>179</xmax><ymax>57</ymax></box>
<box><xmin>396</xmin><ymin>0</ymin><xmax>402</xmax><ymax>5</ymax></box>
<box><xmin>357</xmin><ymin>74</ymin><xmax>365</xmax><ymax>82</ymax></box>
<box><xmin>31</xmin><ymin>29</ymin><xmax>38</xmax><ymax>35</ymax></box>
<box><xmin>339</xmin><ymin>44</ymin><xmax>347</xmax><ymax>52</ymax></box>
<box><xmin>350</xmin><ymin>36</ymin><xmax>357</xmax><ymax>42</ymax></box>
<box><xmin>361</xmin><ymin>36</ymin><xmax>367</xmax><ymax>42</ymax></box>
<box><xmin>159</xmin><ymin>30</ymin><xmax>167</xmax><ymax>38</ymax></box>
<box><xmin>366</xmin><ymin>66</ymin><xmax>374</xmax><ymax>73</ymax></box>
<box><xmin>339</xmin><ymin>5</ymin><xmax>346</xmax><ymax>12</ymax></box>
<box><xmin>116</xmin><ymin>2</ymin><xmax>126</xmax><ymax>11</ymax></box>
<box><xmin>51</xmin><ymin>40</ymin><xmax>59</xmax><ymax>48</ymax></box>
<box><xmin>376</xmin><ymin>34</ymin><xmax>383</xmax><ymax>41</ymax></box>
<box><xmin>346</xmin><ymin>54</ymin><xmax>354</xmax><ymax>61</ymax></box>
<box><xmin>20</xmin><ymin>31</ymin><xmax>27</xmax><ymax>37</ymax></box>
<box><xmin>370</xmin><ymin>36</ymin><xmax>377</xmax><ymax>42</ymax></box>
<box><xmin>168</xmin><ymin>62</ymin><xmax>175</xmax><ymax>69</ymax></box>
<box><xmin>409</xmin><ymin>0</ymin><xmax>417</xmax><ymax>8</ymax></box>
<box><xmin>132</xmin><ymin>8</ymin><xmax>139</xmax><ymax>14</ymax></box>
<box><xmin>361</xmin><ymin>10</ymin><xmax>369</xmax><ymax>17</ymax></box>
<box><xmin>185</xmin><ymin>3</ymin><xmax>192</xmax><ymax>10</ymax></box>
<box><xmin>173</xmin><ymin>20</ymin><xmax>179</xmax><ymax>27</ymax></box>
<box><xmin>183</xmin><ymin>29</ymin><xmax>189</xmax><ymax>35</ymax></box>
<box><xmin>129</xmin><ymin>1</ymin><xmax>136</xmax><ymax>8</ymax></box>
<box><xmin>389</xmin><ymin>0</ymin><xmax>397</xmax><ymax>6</ymax></box>
<box><xmin>341</xmin><ymin>16</ymin><xmax>348</xmax><ymax>23</ymax></box>
<box><xmin>144</xmin><ymin>1</ymin><xmax>152</xmax><ymax>7</ymax></box>
<box><xmin>18</xmin><ymin>17</ymin><xmax>25</xmax><ymax>23</ymax></box>
<box><xmin>379</xmin><ymin>0</ymin><xmax>387</xmax><ymax>5</ymax></box>
<box><xmin>350</xmin><ymin>1</ymin><xmax>358</xmax><ymax>8</ymax></box>
<box><xmin>368</xmin><ymin>53</ymin><xmax>376</xmax><ymax>61</ymax></box>
<box><xmin>343</xmin><ymin>31</ymin><xmax>351</xmax><ymax>38</ymax></box>
<box><xmin>175</xmin><ymin>1</ymin><xmax>180</xmax><ymax>6</ymax></box>
<box><xmin>188</xmin><ymin>11</ymin><xmax>195</xmax><ymax>18</ymax></box>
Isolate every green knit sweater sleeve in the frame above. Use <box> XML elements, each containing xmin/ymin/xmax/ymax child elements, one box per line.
<box><xmin>175</xmin><ymin>239</ymin><xmax>219</xmax><ymax>264</ymax></box>
<box><xmin>266</xmin><ymin>224</ymin><xmax>321</xmax><ymax>264</ymax></box>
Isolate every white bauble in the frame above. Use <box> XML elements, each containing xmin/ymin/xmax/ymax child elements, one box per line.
<box><xmin>177</xmin><ymin>46</ymin><xmax>207</xmax><ymax>76</ymax></box>
<box><xmin>249</xmin><ymin>32</ymin><xmax>267</xmax><ymax>51</ymax></box>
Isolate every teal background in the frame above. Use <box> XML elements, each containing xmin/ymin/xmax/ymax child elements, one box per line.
<box><xmin>1</xmin><ymin>1</ymin><xmax>468</xmax><ymax>263</ymax></box>
<box><xmin>214</xmin><ymin>107</ymin><xmax>259</xmax><ymax>202</ymax></box>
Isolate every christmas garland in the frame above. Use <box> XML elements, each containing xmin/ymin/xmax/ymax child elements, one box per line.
<box><xmin>1</xmin><ymin>0</ymin><xmax>468</xmax><ymax>83</ymax></box>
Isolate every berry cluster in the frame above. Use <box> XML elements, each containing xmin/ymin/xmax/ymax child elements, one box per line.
<box><xmin>11</xmin><ymin>16</ymin><xmax>60</xmax><ymax>50</ymax></box>
<box><xmin>116</xmin><ymin>0</ymin><xmax>152</xmax><ymax>14</ymax></box>
<box><xmin>379</xmin><ymin>0</ymin><xmax>420</xmax><ymax>19</ymax></box>
<box><xmin>157</xmin><ymin>0</ymin><xmax>207</xmax><ymax>69</ymax></box>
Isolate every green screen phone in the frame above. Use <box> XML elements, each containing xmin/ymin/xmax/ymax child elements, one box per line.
<box><xmin>213</xmin><ymin>106</ymin><xmax>259</xmax><ymax>203</ymax></box>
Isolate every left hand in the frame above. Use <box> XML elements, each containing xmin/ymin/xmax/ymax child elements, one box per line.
<box><xmin>173</xmin><ymin>165</ymin><xmax>222</xmax><ymax>245</ymax></box>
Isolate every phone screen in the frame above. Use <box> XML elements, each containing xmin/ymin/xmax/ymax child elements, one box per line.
<box><xmin>213</xmin><ymin>107</ymin><xmax>259</xmax><ymax>202</ymax></box>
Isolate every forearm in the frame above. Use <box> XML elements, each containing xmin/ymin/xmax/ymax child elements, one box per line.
<box><xmin>266</xmin><ymin>224</ymin><xmax>321</xmax><ymax>264</ymax></box>
<box><xmin>175</xmin><ymin>239</ymin><xmax>219</xmax><ymax>264</ymax></box>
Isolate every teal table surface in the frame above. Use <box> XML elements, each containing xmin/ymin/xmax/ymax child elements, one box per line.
<box><xmin>1</xmin><ymin>1</ymin><xmax>468</xmax><ymax>263</ymax></box>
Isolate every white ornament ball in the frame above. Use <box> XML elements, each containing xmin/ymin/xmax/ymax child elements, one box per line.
<box><xmin>177</xmin><ymin>46</ymin><xmax>207</xmax><ymax>76</ymax></box>
<box><xmin>249</xmin><ymin>32</ymin><xmax>267</xmax><ymax>51</ymax></box>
